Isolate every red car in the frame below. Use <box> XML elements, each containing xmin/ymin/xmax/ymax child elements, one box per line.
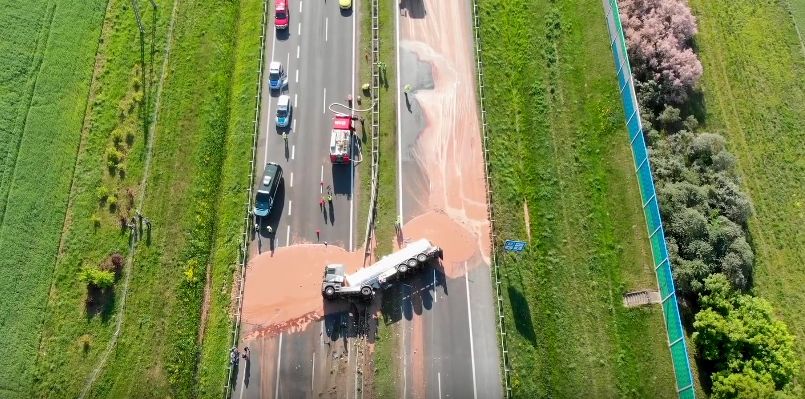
<box><xmin>275</xmin><ymin>0</ymin><xmax>289</xmax><ymax>30</ymax></box>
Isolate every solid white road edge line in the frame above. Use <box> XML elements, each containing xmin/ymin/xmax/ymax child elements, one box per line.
<box><xmin>401</xmin><ymin>298</ymin><xmax>407</xmax><ymax>399</ymax></box>
<box><xmin>265</xmin><ymin>31</ymin><xmax>278</xmax><ymax>163</ymax></box>
<box><xmin>311</xmin><ymin>352</ymin><xmax>315</xmax><ymax>392</ymax></box>
<box><xmin>438</xmin><ymin>372</ymin><xmax>442</xmax><ymax>399</ymax></box>
<box><xmin>275</xmin><ymin>332</ymin><xmax>283</xmax><ymax>399</ymax></box>
<box><xmin>464</xmin><ymin>262</ymin><xmax>478</xmax><ymax>399</ymax></box>
<box><xmin>395</xmin><ymin>0</ymin><xmax>403</xmax><ymax>222</ymax></box>
<box><xmin>349</xmin><ymin>0</ymin><xmax>356</xmax><ymax>252</ymax></box>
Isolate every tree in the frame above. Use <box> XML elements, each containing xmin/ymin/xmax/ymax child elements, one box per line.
<box><xmin>709</xmin><ymin>173</ymin><xmax>753</xmax><ymax>225</ymax></box>
<box><xmin>668</xmin><ymin>206</ymin><xmax>708</xmax><ymax>246</ymax></box>
<box><xmin>694</xmin><ymin>275</ymin><xmax>799</xmax><ymax>395</ymax></box>
<box><xmin>619</xmin><ymin>0</ymin><xmax>703</xmax><ymax>104</ymax></box>
<box><xmin>710</xmin><ymin>368</ymin><xmax>776</xmax><ymax>399</ymax></box>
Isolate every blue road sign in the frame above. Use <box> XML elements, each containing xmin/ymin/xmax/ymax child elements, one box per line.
<box><xmin>504</xmin><ymin>240</ymin><xmax>526</xmax><ymax>252</ymax></box>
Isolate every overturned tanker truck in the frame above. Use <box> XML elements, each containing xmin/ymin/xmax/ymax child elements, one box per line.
<box><xmin>321</xmin><ymin>238</ymin><xmax>443</xmax><ymax>300</ymax></box>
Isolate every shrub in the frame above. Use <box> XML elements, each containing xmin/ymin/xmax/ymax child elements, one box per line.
<box><xmin>90</xmin><ymin>213</ymin><xmax>101</xmax><ymax>229</ymax></box>
<box><xmin>107</xmin><ymin>194</ymin><xmax>118</xmax><ymax>211</ymax></box>
<box><xmin>97</xmin><ymin>185</ymin><xmax>110</xmax><ymax>203</ymax></box>
<box><xmin>79</xmin><ymin>266</ymin><xmax>115</xmax><ymax>289</ymax></box>
<box><xmin>106</xmin><ymin>146</ymin><xmax>123</xmax><ymax>169</ymax></box>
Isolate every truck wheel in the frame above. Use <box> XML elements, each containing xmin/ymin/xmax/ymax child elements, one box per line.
<box><xmin>407</xmin><ymin>258</ymin><xmax>418</xmax><ymax>268</ymax></box>
<box><xmin>397</xmin><ymin>264</ymin><xmax>408</xmax><ymax>273</ymax></box>
<box><xmin>361</xmin><ymin>286</ymin><xmax>373</xmax><ymax>297</ymax></box>
<box><xmin>324</xmin><ymin>286</ymin><xmax>335</xmax><ymax>298</ymax></box>
<box><xmin>416</xmin><ymin>253</ymin><xmax>428</xmax><ymax>263</ymax></box>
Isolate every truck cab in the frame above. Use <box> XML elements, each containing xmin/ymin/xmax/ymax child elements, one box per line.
<box><xmin>322</xmin><ymin>264</ymin><xmax>372</xmax><ymax>299</ymax></box>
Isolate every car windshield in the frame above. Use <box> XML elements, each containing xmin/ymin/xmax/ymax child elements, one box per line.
<box><xmin>276</xmin><ymin>10</ymin><xmax>286</xmax><ymax>19</ymax></box>
<box><xmin>269</xmin><ymin>71</ymin><xmax>280</xmax><ymax>80</ymax></box>
<box><xmin>277</xmin><ymin>107</ymin><xmax>288</xmax><ymax>117</ymax></box>
<box><xmin>255</xmin><ymin>191</ymin><xmax>271</xmax><ymax>208</ymax></box>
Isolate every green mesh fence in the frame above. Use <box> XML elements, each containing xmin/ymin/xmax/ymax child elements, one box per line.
<box><xmin>601</xmin><ymin>0</ymin><xmax>696</xmax><ymax>396</ymax></box>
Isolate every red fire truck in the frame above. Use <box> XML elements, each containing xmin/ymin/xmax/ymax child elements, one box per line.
<box><xmin>329</xmin><ymin>114</ymin><xmax>352</xmax><ymax>163</ymax></box>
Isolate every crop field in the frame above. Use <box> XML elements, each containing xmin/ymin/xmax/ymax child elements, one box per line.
<box><xmin>0</xmin><ymin>0</ymin><xmax>264</xmax><ymax>397</ymax></box>
<box><xmin>0</xmin><ymin>1</ymin><xmax>107</xmax><ymax>396</ymax></box>
<box><xmin>478</xmin><ymin>0</ymin><xmax>680</xmax><ymax>397</ymax></box>
<box><xmin>688</xmin><ymin>0</ymin><xmax>805</xmax><ymax>384</ymax></box>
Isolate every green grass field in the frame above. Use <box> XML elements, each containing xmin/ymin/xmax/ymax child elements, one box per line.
<box><xmin>478</xmin><ymin>0</ymin><xmax>680</xmax><ymax>397</ymax></box>
<box><xmin>25</xmin><ymin>0</ymin><xmax>261</xmax><ymax>396</ymax></box>
<box><xmin>0</xmin><ymin>2</ymin><xmax>107</xmax><ymax>396</ymax></box>
<box><xmin>688</xmin><ymin>0</ymin><xmax>805</xmax><ymax>385</ymax></box>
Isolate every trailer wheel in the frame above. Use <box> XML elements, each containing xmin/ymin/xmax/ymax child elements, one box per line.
<box><xmin>397</xmin><ymin>264</ymin><xmax>408</xmax><ymax>273</ymax></box>
<box><xmin>416</xmin><ymin>253</ymin><xmax>428</xmax><ymax>263</ymax></box>
<box><xmin>324</xmin><ymin>286</ymin><xmax>335</xmax><ymax>298</ymax></box>
<box><xmin>360</xmin><ymin>286</ymin><xmax>373</xmax><ymax>297</ymax></box>
<box><xmin>407</xmin><ymin>258</ymin><xmax>418</xmax><ymax>268</ymax></box>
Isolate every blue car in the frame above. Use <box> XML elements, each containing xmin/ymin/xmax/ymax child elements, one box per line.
<box><xmin>268</xmin><ymin>61</ymin><xmax>285</xmax><ymax>90</ymax></box>
<box><xmin>276</xmin><ymin>95</ymin><xmax>291</xmax><ymax>128</ymax></box>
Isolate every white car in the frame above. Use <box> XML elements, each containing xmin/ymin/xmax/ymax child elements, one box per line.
<box><xmin>276</xmin><ymin>95</ymin><xmax>291</xmax><ymax>128</ymax></box>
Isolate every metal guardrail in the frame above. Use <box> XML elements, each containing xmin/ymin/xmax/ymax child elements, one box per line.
<box><xmin>224</xmin><ymin>0</ymin><xmax>268</xmax><ymax>397</ymax></box>
<box><xmin>362</xmin><ymin>0</ymin><xmax>381</xmax><ymax>256</ymax></box>
<box><xmin>601</xmin><ymin>1</ymin><xmax>696</xmax><ymax>397</ymax></box>
<box><xmin>469</xmin><ymin>1</ymin><xmax>512</xmax><ymax>397</ymax></box>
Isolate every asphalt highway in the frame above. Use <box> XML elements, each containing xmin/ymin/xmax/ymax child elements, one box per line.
<box><xmin>235</xmin><ymin>0</ymin><xmax>360</xmax><ymax>397</ymax></box>
<box><xmin>395</xmin><ymin>0</ymin><xmax>504</xmax><ymax>397</ymax></box>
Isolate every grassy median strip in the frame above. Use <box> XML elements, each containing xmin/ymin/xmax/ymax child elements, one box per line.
<box><xmin>478</xmin><ymin>0</ymin><xmax>678</xmax><ymax>397</ymax></box>
<box><xmin>688</xmin><ymin>0</ymin><xmax>805</xmax><ymax>383</ymax></box>
<box><xmin>357</xmin><ymin>0</ymin><xmax>401</xmax><ymax>395</ymax></box>
<box><xmin>0</xmin><ymin>2</ymin><xmax>107</xmax><ymax>396</ymax></box>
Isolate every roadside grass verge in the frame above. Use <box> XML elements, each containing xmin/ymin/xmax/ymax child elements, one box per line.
<box><xmin>83</xmin><ymin>0</ymin><xmax>256</xmax><ymax>396</ymax></box>
<box><xmin>0</xmin><ymin>2</ymin><xmax>107</xmax><ymax>396</ymax></box>
<box><xmin>687</xmin><ymin>0</ymin><xmax>805</xmax><ymax>383</ymax></box>
<box><xmin>194</xmin><ymin>0</ymin><xmax>264</xmax><ymax>395</ymax></box>
<box><xmin>34</xmin><ymin>0</ymin><xmax>173</xmax><ymax>396</ymax></box>
<box><xmin>359</xmin><ymin>0</ymin><xmax>401</xmax><ymax>395</ymax></box>
<box><xmin>478</xmin><ymin>0</ymin><xmax>678</xmax><ymax>397</ymax></box>
<box><xmin>33</xmin><ymin>0</ymin><xmax>262</xmax><ymax>396</ymax></box>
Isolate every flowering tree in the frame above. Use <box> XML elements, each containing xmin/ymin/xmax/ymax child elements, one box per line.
<box><xmin>619</xmin><ymin>0</ymin><xmax>703</xmax><ymax>104</ymax></box>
